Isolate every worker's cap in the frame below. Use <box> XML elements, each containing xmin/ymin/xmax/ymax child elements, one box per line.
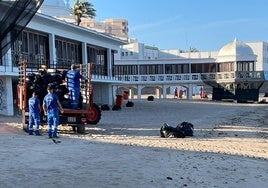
<box><xmin>41</xmin><ymin>65</ymin><xmax>47</xmax><ymax>69</ymax></box>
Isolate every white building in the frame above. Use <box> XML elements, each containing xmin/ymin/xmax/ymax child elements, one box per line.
<box><xmin>1</xmin><ymin>1</ymin><xmax>268</xmax><ymax>116</ymax></box>
<box><xmin>39</xmin><ymin>1</ymin><xmax>129</xmax><ymax>40</ymax></box>
<box><xmin>0</xmin><ymin>9</ymin><xmax>127</xmax><ymax>116</ymax></box>
<box><xmin>114</xmin><ymin>40</ymin><xmax>268</xmax><ymax>100</ymax></box>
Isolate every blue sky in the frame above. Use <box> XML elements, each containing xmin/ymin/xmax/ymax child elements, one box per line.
<box><xmin>70</xmin><ymin>0</ymin><xmax>268</xmax><ymax>51</ymax></box>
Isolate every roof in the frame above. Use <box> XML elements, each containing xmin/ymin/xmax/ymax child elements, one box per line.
<box><xmin>42</xmin><ymin>0</ymin><xmax>67</xmax><ymax>7</ymax></box>
<box><xmin>216</xmin><ymin>38</ymin><xmax>257</xmax><ymax>62</ymax></box>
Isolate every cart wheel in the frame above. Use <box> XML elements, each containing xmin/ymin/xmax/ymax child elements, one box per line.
<box><xmin>86</xmin><ymin>103</ymin><xmax>101</xmax><ymax>125</ymax></box>
<box><xmin>77</xmin><ymin>125</ymin><xmax>85</xmax><ymax>134</ymax></box>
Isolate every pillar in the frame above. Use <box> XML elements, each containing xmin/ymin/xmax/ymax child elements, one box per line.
<box><xmin>48</xmin><ymin>33</ymin><xmax>56</xmax><ymax>65</ymax></box>
<box><xmin>0</xmin><ymin>76</ymin><xmax>14</xmax><ymax>116</ymax></box>
<box><xmin>155</xmin><ymin>88</ymin><xmax>161</xmax><ymax>98</ymax></box>
<box><xmin>187</xmin><ymin>84</ymin><xmax>193</xmax><ymax>100</ymax></box>
<box><xmin>82</xmin><ymin>42</ymin><xmax>87</xmax><ymax>64</ymax></box>
<box><xmin>112</xmin><ymin>85</ymin><xmax>118</xmax><ymax>104</ymax></box>
<box><xmin>162</xmin><ymin>85</ymin><xmax>167</xmax><ymax>99</ymax></box>
<box><xmin>129</xmin><ymin>88</ymin><xmax>134</xmax><ymax>99</ymax></box>
<box><xmin>107</xmin><ymin>48</ymin><xmax>112</xmax><ymax>77</ymax></box>
<box><xmin>137</xmin><ymin>85</ymin><xmax>142</xmax><ymax>99</ymax></box>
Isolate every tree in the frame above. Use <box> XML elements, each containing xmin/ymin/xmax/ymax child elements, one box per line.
<box><xmin>73</xmin><ymin>0</ymin><xmax>96</xmax><ymax>26</ymax></box>
<box><xmin>189</xmin><ymin>47</ymin><xmax>199</xmax><ymax>52</ymax></box>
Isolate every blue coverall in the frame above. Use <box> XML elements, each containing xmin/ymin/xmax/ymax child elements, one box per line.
<box><xmin>28</xmin><ymin>96</ymin><xmax>41</xmax><ymax>135</ymax></box>
<box><xmin>66</xmin><ymin>69</ymin><xmax>83</xmax><ymax>109</ymax></box>
<box><xmin>43</xmin><ymin>93</ymin><xmax>60</xmax><ymax>138</ymax></box>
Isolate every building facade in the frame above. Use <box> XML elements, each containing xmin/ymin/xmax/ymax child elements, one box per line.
<box><xmin>114</xmin><ymin>40</ymin><xmax>268</xmax><ymax>101</ymax></box>
<box><xmin>1</xmin><ymin>1</ymin><xmax>268</xmax><ymax>116</ymax></box>
<box><xmin>0</xmin><ymin>12</ymin><xmax>127</xmax><ymax>116</ymax></box>
<box><xmin>39</xmin><ymin>1</ymin><xmax>129</xmax><ymax>40</ymax></box>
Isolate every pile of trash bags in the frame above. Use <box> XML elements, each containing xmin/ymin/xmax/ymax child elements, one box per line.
<box><xmin>160</xmin><ymin>122</ymin><xmax>194</xmax><ymax>138</ymax></box>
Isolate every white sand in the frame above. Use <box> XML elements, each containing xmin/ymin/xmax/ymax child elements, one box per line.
<box><xmin>0</xmin><ymin>99</ymin><xmax>268</xmax><ymax>188</ymax></box>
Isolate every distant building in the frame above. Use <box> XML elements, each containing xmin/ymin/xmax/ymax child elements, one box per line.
<box><xmin>246</xmin><ymin>41</ymin><xmax>268</xmax><ymax>72</ymax></box>
<box><xmin>1</xmin><ymin>2</ymin><xmax>268</xmax><ymax>116</ymax></box>
<box><xmin>0</xmin><ymin>11</ymin><xmax>127</xmax><ymax>116</ymax></box>
<box><xmin>115</xmin><ymin>40</ymin><xmax>268</xmax><ymax>73</ymax></box>
<box><xmin>114</xmin><ymin>40</ymin><xmax>268</xmax><ymax>101</ymax></box>
<box><xmin>39</xmin><ymin>1</ymin><xmax>129</xmax><ymax>40</ymax></box>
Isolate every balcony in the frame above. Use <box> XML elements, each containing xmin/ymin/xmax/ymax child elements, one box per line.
<box><xmin>114</xmin><ymin>73</ymin><xmax>203</xmax><ymax>84</ymax></box>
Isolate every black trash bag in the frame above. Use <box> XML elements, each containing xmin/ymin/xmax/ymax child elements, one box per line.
<box><xmin>147</xmin><ymin>96</ymin><xmax>154</xmax><ymax>101</ymax></box>
<box><xmin>101</xmin><ymin>104</ymin><xmax>110</xmax><ymax>111</ymax></box>
<box><xmin>126</xmin><ymin>101</ymin><xmax>134</xmax><ymax>107</ymax></box>
<box><xmin>160</xmin><ymin>123</ymin><xmax>185</xmax><ymax>138</ymax></box>
<box><xmin>112</xmin><ymin>105</ymin><xmax>121</xmax><ymax>111</ymax></box>
<box><xmin>177</xmin><ymin>122</ymin><xmax>194</xmax><ymax>136</ymax></box>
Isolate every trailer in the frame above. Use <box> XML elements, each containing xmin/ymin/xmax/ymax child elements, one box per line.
<box><xmin>17</xmin><ymin>60</ymin><xmax>102</xmax><ymax>134</ymax></box>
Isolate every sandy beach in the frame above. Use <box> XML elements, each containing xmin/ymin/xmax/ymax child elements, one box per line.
<box><xmin>0</xmin><ymin>99</ymin><xmax>267</xmax><ymax>188</ymax></box>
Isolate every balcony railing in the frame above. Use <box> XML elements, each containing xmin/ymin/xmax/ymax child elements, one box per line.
<box><xmin>2</xmin><ymin>59</ymin><xmax>265</xmax><ymax>85</ymax></box>
<box><xmin>113</xmin><ymin>71</ymin><xmax>264</xmax><ymax>84</ymax></box>
<box><xmin>114</xmin><ymin>73</ymin><xmax>203</xmax><ymax>84</ymax></box>
<box><xmin>201</xmin><ymin>71</ymin><xmax>264</xmax><ymax>82</ymax></box>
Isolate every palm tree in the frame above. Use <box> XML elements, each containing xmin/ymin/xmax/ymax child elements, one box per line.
<box><xmin>73</xmin><ymin>0</ymin><xmax>96</xmax><ymax>26</ymax></box>
<box><xmin>189</xmin><ymin>47</ymin><xmax>199</xmax><ymax>52</ymax></box>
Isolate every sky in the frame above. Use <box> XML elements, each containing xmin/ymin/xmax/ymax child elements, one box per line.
<box><xmin>69</xmin><ymin>0</ymin><xmax>268</xmax><ymax>51</ymax></box>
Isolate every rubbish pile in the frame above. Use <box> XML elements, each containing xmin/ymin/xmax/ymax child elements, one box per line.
<box><xmin>160</xmin><ymin>122</ymin><xmax>194</xmax><ymax>138</ymax></box>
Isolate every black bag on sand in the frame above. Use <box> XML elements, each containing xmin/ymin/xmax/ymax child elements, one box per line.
<box><xmin>126</xmin><ymin>101</ymin><xmax>134</xmax><ymax>107</ymax></box>
<box><xmin>147</xmin><ymin>96</ymin><xmax>154</xmax><ymax>101</ymax></box>
<box><xmin>160</xmin><ymin>123</ymin><xmax>185</xmax><ymax>138</ymax></box>
<box><xmin>177</xmin><ymin>122</ymin><xmax>194</xmax><ymax>136</ymax></box>
<box><xmin>112</xmin><ymin>105</ymin><xmax>121</xmax><ymax>111</ymax></box>
<box><xmin>101</xmin><ymin>104</ymin><xmax>110</xmax><ymax>111</ymax></box>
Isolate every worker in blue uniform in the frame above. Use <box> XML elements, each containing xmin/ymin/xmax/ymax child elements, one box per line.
<box><xmin>66</xmin><ymin>64</ymin><xmax>86</xmax><ymax>109</ymax></box>
<box><xmin>43</xmin><ymin>85</ymin><xmax>64</xmax><ymax>138</ymax></box>
<box><xmin>28</xmin><ymin>91</ymin><xmax>42</xmax><ymax>135</ymax></box>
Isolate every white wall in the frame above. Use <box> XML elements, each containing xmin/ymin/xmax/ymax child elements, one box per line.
<box><xmin>247</xmin><ymin>42</ymin><xmax>268</xmax><ymax>71</ymax></box>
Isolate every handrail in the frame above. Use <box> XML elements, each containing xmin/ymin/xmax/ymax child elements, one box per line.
<box><xmin>112</xmin><ymin>71</ymin><xmax>264</xmax><ymax>84</ymax></box>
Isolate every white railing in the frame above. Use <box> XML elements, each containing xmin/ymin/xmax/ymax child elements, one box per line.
<box><xmin>114</xmin><ymin>73</ymin><xmax>203</xmax><ymax>84</ymax></box>
<box><xmin>111</xmin><ymin>71</ymin><xmax>264</xmax><ymax>85</ymax></box>
<box><xmin>201</xmin><ymin>71</ymin><xmax>264</xmax><ymax>82</ymax></box>
<box><xmin>235</xmin><ymin>71</ymin><xmax>264</xmax><ymax>80</ymax></box>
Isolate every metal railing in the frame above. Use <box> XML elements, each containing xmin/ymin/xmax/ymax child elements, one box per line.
<box><xmin>201</xmin><ymin>71</ymin><xmax>264</xmax><ymax>83</ymax></box>
<box><xmin>114</xmin><ymin>73</ymin><xmax>203</xmax><ymax>84</ymax></box>
<box><xmin>113</xmin><ymin>71</ymin><xmax>265</xmax><ymax>85</ymax></box>
<box><xmin>2</xmin><ymin>58</ymin><xmax>265</xmax><ymax>85</ymax></box>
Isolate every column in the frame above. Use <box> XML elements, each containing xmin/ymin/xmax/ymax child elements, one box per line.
<box><xmin>107</xmin><ymin>48</ymin><xmax>112</xmax><ymax>77</ymax></box>
<box><xmin>112</xmin><ymin>85</ymin><xmax>118</xmax><ymax>104</ymax></box>
<box><xmin>82</xmin><ymin>42</ymin><xmax>87</xmax><ymax>64</ymax></box>
<box><xmin>162</xmin><ymin>85</ymin><xmax>167</xmax><ymax>98</ymax></box>
<box><xmin>5</xmin><ymin>48</ymin><xmax>12</xmax><ymax>73</ymax></box>
<box><xmin>48</xmin><ymin>34</ymin><xmax>56</xmax><ymax>65</ymax></box>
<box><xmin>137</xmin><ymin>85</ymin><xmax>142</xmax><ymax>99</ymax></box>
<box><xmin>187</xmin><ymin>84</ymin><xmax>193</xmax><ymax>100</ymax></box>
<box><xmin>155</xmin><ymin>88</ymin><xmax>160</xmax><ymax>98</ymax></box>
<box><xmin>6</xmin><ymin>77</ymin><xmax>13</xmax><ymax>115</ymax></box>
<box><xmin>0</xmin><ymin>77</ymin><xmax>14</xmax><ymax>116</ymax></box>
<box><xmin>129</xmin><ymin>88</ymin><xmax>134</xmax><ymax>99</ymax></box>
<box><xmin>107</xmin><ymin>84</ymin><xmax>114</xmax><ymax>105</ymax></box>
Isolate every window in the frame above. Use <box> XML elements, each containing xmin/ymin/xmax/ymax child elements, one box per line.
<box><xmin>87</xmin><ymin>45</ymin><xmax>108</xmax><ymax>76</ymax></box>
<box><xmin>11</xmin><ymin>29</ymin><xmax>49</xmax><ymax>67</ymax></box>
<box><xmin>55</xmin><ymin>36</ymin><xmax>82</xmax><ymax>67</ymax></box>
